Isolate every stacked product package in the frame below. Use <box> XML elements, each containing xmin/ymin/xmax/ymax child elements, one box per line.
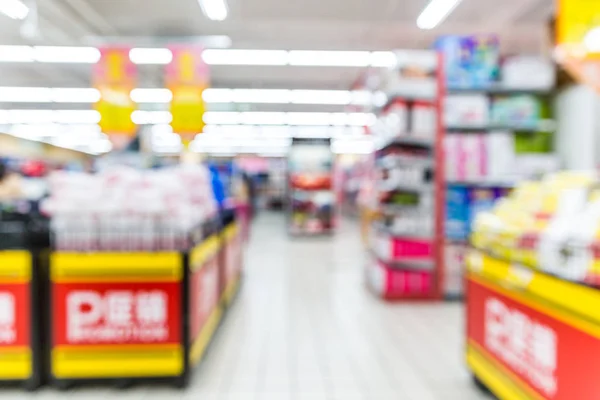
<box><xmin>470</xmin><ymin>171</ymin><xmax>600</xmax><ymax>286</ymax></box>
<box><xmin>42</xmin><ymin>165</ymin><xmax>218</xmax><ymax>252</ymax></box>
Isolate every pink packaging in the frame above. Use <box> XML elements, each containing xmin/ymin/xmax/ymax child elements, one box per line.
<box><xmin>457</xmin><ymin>134</ymin><xmax>487</xmax><ymax>181</ymax></box>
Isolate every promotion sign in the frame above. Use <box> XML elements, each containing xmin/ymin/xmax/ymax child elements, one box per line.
<box><xmin>0</xmin><ymin>251</ymin><xmax>32</xmax><ymax>380</ymax></box>
<box><xmin>50</xmin><ymin>252</ymin><xmax>184</xmax><ymax>379</ymax></box>
<box><xmin>189</xmin><ymin>236</ymin><xmax>221</xmax><ymax>365</ymax></box>
<box><xmin>52</xmin><ymin>282</ymin><xmax>181</xmax><ymax>346</ymax></box>
<box><xmin>94</xmin><ymin>47</ymin><xmax>137</xmax><ymax>150</ymax></box>
<box><xmin>0</xmin><ymin>285</ymin><xmax>28</xmax><ymax>347</ymax></box>
<box><xmin>467</xmin><ymin>276</ymin><xmax>600</xmax><ymax>399</ymax></box>
<box><xmin>166</xmin><ymin>46</ymin><xmax>209</xmax><ymax>145</ymax></box>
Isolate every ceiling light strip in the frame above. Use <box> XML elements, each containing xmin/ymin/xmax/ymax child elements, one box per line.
<box><xmin>0</xmin><ymin>86</ymin><xmax>382</xmax><ymax>105</ymax></box>
<box><xmin>0</xmin><ymin>45</ymin><xmax>396</xmax><ymax>67</ymax></box>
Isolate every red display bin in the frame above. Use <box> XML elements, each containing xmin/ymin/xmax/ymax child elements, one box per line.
<box><xmin>0</xmin><ymin>250</ymin><xmax>41</xmax><ymax>390</ymax></box>
<box><xmin>466</xmin><ymin>249</ymin><xmax>600</xmax><ymax>400</ymax></box>
<box><xmin>47</xmin><ymin>220</ymin><xmax>236</xmax><ymax>389</ymax></box>
<box><xmin>221</xmin><ymin>222</ymin><xmax>243</xmax><ymax>307</ymax></box>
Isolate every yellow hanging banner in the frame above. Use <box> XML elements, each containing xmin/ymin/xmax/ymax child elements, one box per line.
<box><xmin>166</xmin><ymin>46</ymin><xmax>209</xmax><ymax>146</ymax></box>
<box><xmin>556</xmin><ymin>0</ymin><xmax>600</xmax><ymax>92</ymax></box>
<box><xmin>93</xmin><ymin>47</ymin><xmax>137</xmax><ymax>150</ymax></box>
<box><xmin>557</xmin><ymin>0</ymin><xmax>600</xmax><ymax>57</ymax></box>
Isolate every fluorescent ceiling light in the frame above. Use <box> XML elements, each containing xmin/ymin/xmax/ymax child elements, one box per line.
<box><xmin>289</xmin><ymin>51</ymin><xmax>371</xmax><ymax>67</ymax></box>
<box><xmin>53</xmin><ymin>88</ymin><xmax>100</xmax><ymax>103</ymax></box>
<box><xmin>0</xmin><ymin>45</ymin><xmax>397</xmax><ymax>68</ymax></box>
<box><xmin>198</xmin><ymin>0</ymin><xmax>228</xmax><ymax>21</ymax></box>
<box><xmin>232</xmin><ymin>89</ymin><xmax>290</xmax><ymax>104</ymax></box>
<box><xmin>291</xmin><ymin>90</ymin><xmax>351</xmax><ymax>105</ymax></box>
<box><xmin>370</xmin><ymin>51</ymin><xmax>397</xmax><ymax>68</ymax></box>
<box><xmin>0</xmin><ymin>45</ymin><xmax>34</xmax><ymax>62</ymax></box>
<box><xmin>203</xmin><ymin>111</ymin><xmax>240</xmax><ymax>125</ymax></box>
<box><xmin>0</xmin><ymin>0</ymin><xmax>29</xmax><ymax>20</ymax></box>
<box><xmin>417</xmin><ymin>0</ymin><xmax>463</xmax><ymax>30</ymax></box>
<box><xmin>131</xmin><ymin>110</ymin><xmax>172</xmax><ymax>125</ymax></box>
<box><xmin>202</xmin><ymin>88</ymin><xmax>233</xmax><ymax>103</ymax></box>
<box><xmin>0</xmin><ymin>87</ymin><xmax>52</xmax><ymax>102</ymax></box>
<box><xmin>34</xmin><ymin>46</ymin><xmax>101</xmax><ymax>63</ymax></box>
<box><xmin>130</xmin><ymin>88</ymin><xmax>173</xmax><ymax>103</ymax></box>
<box><xmin>202</xmin><ymin>49</ymin><xmax>289</xmax><ymax>65</ymax></box>
<box><xmin>130</xmin><ymin>48</ymin><xmax>173</xmax><ymax>65</ymax></box>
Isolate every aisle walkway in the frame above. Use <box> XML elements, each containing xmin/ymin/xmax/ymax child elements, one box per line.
<box><xmin>12</xmin><ymin>213</ymin><xmax>487</xmax><ymax>400</ymax></box>
<box><xmin>188</xmin><ymin>213</ymin><xmax>486</xmax><ymax>400</ymax></box>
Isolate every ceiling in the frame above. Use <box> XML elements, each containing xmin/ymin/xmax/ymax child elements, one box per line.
<box><xmin>0</xmin><ymin>0</ymin><xmax>555</xmax><ymax>91</ymax></box>
<box><xmin>0</xmin><ymin>0</ymin><xmax>555</xmax><ymax>154</ymax></box>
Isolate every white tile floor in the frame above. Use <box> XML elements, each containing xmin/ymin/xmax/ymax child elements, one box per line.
<box><xmin>6</xmin><ymin>213</ymin><xmax>490</xmax><ymax>399</ymax></box>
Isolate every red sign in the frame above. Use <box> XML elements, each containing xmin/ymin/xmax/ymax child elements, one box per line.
<box><xmin>467</xmin><ymin>278</ymin><xmax>600</xmax><ymax>399</ymax></box>
<box><xmin>0</xmin><ymin>283</ymin><xmax>29</xmax><ymax>347</ymax></box>
<box><xmin>190</xmin><ymin>257</ymin><xmax>219</xmax><ymax>342</ymax></box>
<box><xmin>53</xmin><ymin>282</ymin><xmax>181</xmax><ymax>346</ymax></box>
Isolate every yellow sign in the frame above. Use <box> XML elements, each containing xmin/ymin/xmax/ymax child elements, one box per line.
<box><xmin>93</xmin><ymin>47</ymin><xmax>137</xmax><ymax>150</ymax></box>
<box><xmin>557</xmin><ymin>0</ymin><xmax>600</xmax><ymax>55</ymax></box>
<box><xmin>166</xmin><ymin>47</ymin><xmax>209</xmax><ymax>145</ymax></box>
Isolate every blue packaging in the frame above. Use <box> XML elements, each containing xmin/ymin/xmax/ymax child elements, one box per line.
<box><xmin>436</xmin><ymin>34</ymin><xmax>500</xmax><ymax>89</ymax></box>
<box><xmin>468</xmin><ymin>188</ymin><xmax>497</xmax><ymax>231</ymax></box>
<box><xmin>446</xmin><ymin>186</ymin><xmax>470</xmax><ymax>240</ymax></box>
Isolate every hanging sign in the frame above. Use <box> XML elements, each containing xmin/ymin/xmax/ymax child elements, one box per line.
<box><xmin>93</xmin><ymin>47</ymin><xmax>137</xmax><ymax>150</ymax></box>
<box><xmin>166</xmin><ymin>46</ymin><xmax>209</xmax><ymax>146</ymax></box>
<box><xmin>556</xmin><ymin>0</ymin><xmax>600</xmax><ymax>92</ymax></box>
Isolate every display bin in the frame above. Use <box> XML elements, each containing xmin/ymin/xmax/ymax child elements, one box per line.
<box><xmin>0</xmin><ymin>250</ymin><xmax>42</xmax><ymax>390</ymax></box>
<box><xmin>46</xmin><ymin>219</ymin><xmax>230</xmax><ymax>389</ymax></box>
<box><xmin>466</xmin><ymin>249</ymin><xmax>600</xmax><ymax>400</ymax></box>
<box><xmin>219</xmin><ymin>209</ymin><xmax>243</xmax><ymax>308</ymax></box>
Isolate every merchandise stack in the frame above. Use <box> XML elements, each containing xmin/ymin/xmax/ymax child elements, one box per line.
<box><xmin>366</xmin><ymin>50</ymin><xmax>444</xmax><ymax>300</ymax></box>
<box><xmin>0</xmin><ymin>164</ymin><xmax>248</xmax><ymax>389</ymax></box>
<box><xmin>466</xmin><ymin>172</ymin><xmax>600</xmax><ymax>399</ymax></box>
<box><xmin>437</xmin><ymin>34</ymin><xmax>558</xmax><ymax>298</ymax></box>
<box><xmin>287</xmin><ymin>138</ymin><xmax>335</xmax><ymax>235</ymax></box>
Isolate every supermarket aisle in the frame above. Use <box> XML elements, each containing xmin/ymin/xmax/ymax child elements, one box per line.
<box><xmin>184</xmin><ymin>212</ymin><xmax>485</xmax><ymax>400</ymax></box>
<box><xmin>14</xmin><ymin>213</ymin><xmax>485</xmax><ymax>400</ymax></box>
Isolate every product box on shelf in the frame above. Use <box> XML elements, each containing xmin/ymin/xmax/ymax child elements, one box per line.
<box><xmin>436</xmin><ymin>35</ymin><xmax>500</xmax><ymax>89</ymax></box>
<box><xmin>366</xmin><ymin>256</ymin><xmax>434</xmax><ymax>300</ymax></box>
<box><xmin>444</xmin><ymin>94</ymin><xmax>489</xmax><ymax>127</ymax></box>
<box><xmin>446</xmin><ymin>186</ymin><xmax>470</xmax><ymax>240</ymax></box>
<box><xmin>444</xmin><ymin>243</ymin><xmax>466</xmax><ymax>298</ymax></box>
<box><xmin>491</xmin><ymin>95</ymin><xmax>542</xmax><ymax>128</ymax></box>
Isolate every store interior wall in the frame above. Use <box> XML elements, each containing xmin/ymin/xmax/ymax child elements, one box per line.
<box><xmin>554</xmin><ymin>84</ymin><xmax>599</xmax><ymax>170</ymax></box>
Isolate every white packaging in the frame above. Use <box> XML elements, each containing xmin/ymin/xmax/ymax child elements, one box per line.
<box><xmin>411</xmin><ymin>101</ymin><xmax>436</xmax><ymax>138</ymax></box>
<box><xmin>444</xmin><ymin>135</ymin><xmax>460</xmax><ymax>181</ymax></box>
<box><xmin>486</xmin><ymin>131</ymin><xmax>515</xmax><ymax>179</ymax></box>
<box><xmin>445</xmin><ymin>95</ymin><xmax>489</xmax><ymax>127</ymax></box>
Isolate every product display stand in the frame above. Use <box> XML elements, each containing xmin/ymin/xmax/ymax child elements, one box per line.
<box><xmin>46</xmin><ymin>213</ymin><xmax>244</xmax><ymax>389</ymax></box>
<box><xmin>287</xmin><ymin>138</ymin><xmax>335</xmax><ymax>236</ymax></box>
<box><xmin>0</xmin><ymin>250</ymin><xmax>42</xmax><ymax>390</ymax></box>
<box><xmin>366</xmin><ymin>50</ymin><xmax>445</xmax><ymax>300</ymax></box>
<box><xmin>466</xmin><ymin>249</ymin><xmax>600</xmax><ymax>399</ymax></box>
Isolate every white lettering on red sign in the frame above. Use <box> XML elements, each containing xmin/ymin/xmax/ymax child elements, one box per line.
<box><xmin>485</xmin><ymin>297</ymin><xmax>557</xmax><ymax>397</ymax></box>
<box><xmin>0</xmin><ymin>293</ymin><xmax>15</xmax><ymax>344</ymax></box>
<box><xmin>67</xmin><ymin>290</ymin><xmax>168</xmax><ymax>343</ymax></box>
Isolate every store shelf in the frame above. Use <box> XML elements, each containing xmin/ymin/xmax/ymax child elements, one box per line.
<box><xmin>447</xmin><ymin>85</ymin><xmax>553</xmax><ymax>96</ymax></box>
<box><xmin>375</xmin><ymin>136</ymin><xmax>435</xmax><ymax>151</ymax></box>
<box><xmin>446</xmin><ymin>124</ymin><xmax>554</xmax><ymax>133</ymax></box>
<box><xmin>447</xmin><ymin>180</ymin><xmax>516</xmax><ymax>188</ymax></box>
